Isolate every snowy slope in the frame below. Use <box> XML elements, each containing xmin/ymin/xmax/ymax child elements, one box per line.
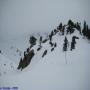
<box><xmin>0</xmin><ymin>29</ymin><xmax>90</xmax><ymax>90</ymax></box>
<box><xmin>0</xmin><ymin>54</ymin><xmax>17</xmax><ymax>77</ymax></box>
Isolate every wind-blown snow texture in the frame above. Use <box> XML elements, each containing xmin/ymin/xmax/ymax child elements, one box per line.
<box><xmin>0</xmin><ymin>23</ymin><xmax>90</xmax><ymax>90</ymax></box>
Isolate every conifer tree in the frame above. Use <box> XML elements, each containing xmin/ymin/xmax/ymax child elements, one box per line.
<box><xmin>39</xmin><ymin>36</ymin><xmax>42</xmax><ymax>47</ymax></box>
<box><xmin>58</xmin><ymin>22</ymin><xmax>62</xmax><ymax>30</ymax></box>
<box><xmin>68</xmin><ymin>19</ymin><xmax>75</xmax><ymax>28</ymax></box>
<box><xmin>75</xmin><ymin>22</ymin><xmax>81</xmax><ymax>34</ymax></box>
<box><xmin>86</xmin><ymin>25</ymin><xmax>90</xmax><ymax>39</ymax></box>
<box><xmin>82</xmin><ymin>21</ymin><xmax>87</xmax><ymax>36</ymax></box>
<box><xmin>63</xmin><ymin>37</ymin><xmax>69</xmax><ymax>64</ymax></box>
<box><xmin>0</xmin><ymin>50</ymin><xmax>1</xmax><ymax>54</ymax></box>
<box><xmin>30</xmin><ymin>36</ymin><xmax>37</xmax><ymax>45</ymax></box>
<box><xmin>29</xmin><ymin>36</ymin><xmax>37</xmax><ymax>48</ymax></box>
<box><xmin>87</xmin><ymin>29</ymin><xmax>90</xmax><ymax>39</ymax></box>
<box><xmin>67</xmin><ymin>19</ymin><xmax>75</xmax><ymax>34</ymax></box>
<box><xmin>63</xmin><ymin>37</ymin><xmax>68</xmax><ymax>51</ymax></box>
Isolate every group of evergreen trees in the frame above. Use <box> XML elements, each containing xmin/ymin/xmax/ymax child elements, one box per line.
<box><xmin>82</xmin><ymin>21</ymin><xmax>90</xmax><ymax>39</ymax></box>
<box><xmin>57</xmin><ymin>19</ymin><xmax>82</xmax><ymax>35</ymax></box>
<box><xmin>70</xmin><ymin>36</ymin><xmax>79</xmax><ymax>51</ymax></box>
<box><xmin>67</xmin><ymin>19</ymin><xmax>75</xmax><ymax>34</ymax></box>
<box><xmin>63</xmin><ymin>36</ymin><xmax>79</xmax><ymax>52</ymax></box>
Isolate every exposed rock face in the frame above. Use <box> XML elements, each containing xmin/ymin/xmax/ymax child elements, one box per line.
<box><xmin>17</xmin><ymin>49</ymin><xmax>35</xmax><ymax>70</ymax></box>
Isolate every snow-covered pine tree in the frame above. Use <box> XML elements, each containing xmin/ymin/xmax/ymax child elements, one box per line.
<box><xmin>82</xmin><ymin>21</ymin><xmax>87</xmax><ymax>36</ymax></box>
<box><xmin>70</xmin><ymin>36</ymin><xmax>79</xmax><ymax>51</ymax></box>
<box><xmin>29</xmin><ymin>36</ymin><xmax>37</xmax><ymax>49</ymax></box>
<box><xmin>67</xmin><ymin>19</ymin><xmax>75</xmax><ymax>34</ymax></box>
<box><xmin>63</xmin><ymin>36</ymin><xmax>69</xmax><ymax>64</ymax></box>
<box><xmin>39</xmin><ymin>36</ymin><xmax>42</xmax><ymax>47</ymax></box>
<box><xmin>63</xmin><ymin>37</ymin><xmax>68</xmax><ymax>51</ymax></box>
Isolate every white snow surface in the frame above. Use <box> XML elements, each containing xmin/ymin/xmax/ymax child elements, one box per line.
<box><xmin>0</xmin><ymin>31</ymin><xmax>90</xmax><ymax>90</ymax></box>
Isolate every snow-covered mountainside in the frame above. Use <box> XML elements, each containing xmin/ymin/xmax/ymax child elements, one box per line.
<box><xmin>0</xmin><ymin>20</ymin><xmax>90</xmax><ymax>90</ymax></box>
<box><xmin>0</xmin><ymin>54</ymin><xmax>17</xmax><ymax>76</ymax></box>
